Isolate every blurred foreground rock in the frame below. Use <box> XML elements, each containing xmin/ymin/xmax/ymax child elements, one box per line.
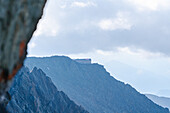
<box><xmin>0</xmin><ymin>0</ymin><xmax>47</xmax><ymax>108</ymax></box>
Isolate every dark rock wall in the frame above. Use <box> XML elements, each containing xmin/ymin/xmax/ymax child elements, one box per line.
<box><xmin>0</xmin><ymin>0</ymin><xmax>47</xmax><ymax>104</ymax></box>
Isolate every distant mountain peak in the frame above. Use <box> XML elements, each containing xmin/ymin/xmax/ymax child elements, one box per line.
<box><xmin>25</xmin><ymin>56</ymin><xmax>170</xmax><ymax>113</ymax></box>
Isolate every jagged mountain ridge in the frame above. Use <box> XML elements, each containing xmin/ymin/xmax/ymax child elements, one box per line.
<box><xmin>25</xmin><ymin>56</ymin><xmax>169</xmax><ymax>113</ymax></box>
<box><xmin>7</xmin><ymin>66</ymin><xmax>88</xmax><ymax>113</ymax></box>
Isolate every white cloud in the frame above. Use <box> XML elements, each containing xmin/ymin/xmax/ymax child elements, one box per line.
<box><xmin>33</xmin><ymin>0</ymin><xmax>60</xmax><ymax>37</ymax></box>
<box><xmin>127</xmin><ymin>0</ymin><xmax>170</xmax><ymax>11</ymax></box>
<box><xmin>116</xmin><ymin>47</ymin><xmax>163</xmax><ymax>59</ymax></box>
<box><xmin>98</xmin><ymin>12</ymin><xmax>132</xmax><ymax>30</ymax></box>
<box><xmin>136</xmin><ymin>69</ymin><xmax>143</xmax><ymax>75</ymax></box>
<box><xmin>71</xmin><ymin>1</ymin><xmax>97</xmax><ymax>8</ymax></box>
<box><xmin>28</xmin><ymin>42</ymin><xmax>36</xmax><ymax>49</ymax></box>
<box><xmin>60</xmin><ymin>5</ymin><xmax>67</xmax><ymax>9</ymax></box>
<box><xmin>33</xmin><ymin>18</ymin><xmax>60</xmax><ymax>37</ymax></box>
<box><xmin>28</xmin><ymin>41</ymin><xmax>36</xmax><ymax>55</ymax></box>
<box><xmin>68</xmin><ymin>47</ymin><xmax>165</xmax><ymax>65</ymax></box>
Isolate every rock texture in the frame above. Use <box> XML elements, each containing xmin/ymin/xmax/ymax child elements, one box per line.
<box><xmin>7</xmin><ymin>67</ymin><xmax>88</xmax><ymax>113</ymax></box>
<box><xmin>25</xmin><ymin>56</ymin><xmax>170</xmax><ymax>113</ymax></box>
<box><xmin>0</xmin><ymin>0</ymin><xmax>47</xmax><ymax>105</ymax></box>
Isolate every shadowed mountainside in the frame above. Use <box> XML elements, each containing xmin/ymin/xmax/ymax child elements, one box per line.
<box><xmin>7</xmin><ymin>67</ymin><xmax>88</xmax><ymax>113</ymax></box>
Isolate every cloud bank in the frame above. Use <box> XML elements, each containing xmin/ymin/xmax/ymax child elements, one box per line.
<box><xmin>29</xmin><ymin>0</ymin><xmax>170</xmax><ymax>56</ymax></box>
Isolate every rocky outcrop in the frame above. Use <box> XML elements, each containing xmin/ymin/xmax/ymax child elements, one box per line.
<box><xmin>0</xmin><ymin>0</ymin><xmax>47</xmax><ymax>106</ymax></box>
<box><xmin>7</xmin><ymin>67</ymin><xmax>88</xmax><ymax>113</ymax></box>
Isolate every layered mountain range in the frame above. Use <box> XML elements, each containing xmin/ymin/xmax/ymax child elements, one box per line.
<box><xmin>25</xmin><ymin>56</ymin><xmax>169</xmax><ymax>113</ymax></box>
<box><xmin>7</xmin><ymin>66</ymin><xmax>88</xmax><ymax>113</ymax></box>
<box><xmin>146</xmin><ymin>94</ymin><xmax>170</xmax><ymax>110</ymax></box>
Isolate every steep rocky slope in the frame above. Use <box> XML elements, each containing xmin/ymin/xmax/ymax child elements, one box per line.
<box><xmin>7</xmin><ymin>67</ymin><xmax>88</xmax><ymax>113</ymax></box>
<box><xmin>25</xmin><ymin>56</ymin><xmax>169</xmax><ymax>113</ymax></box>
<box><xmin>0</xmin><ymin>0</ymin><xmax>47</xmax><ymax>105</ymax></box>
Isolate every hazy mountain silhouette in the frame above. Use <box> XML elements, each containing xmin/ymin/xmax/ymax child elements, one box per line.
<box><xmin>146</xmin><ymin>94</ymin><xmax>170</xmax><ymax>110</ymax></box>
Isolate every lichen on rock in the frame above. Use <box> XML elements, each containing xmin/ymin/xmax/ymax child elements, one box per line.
<box><xmin>0</xmin><ymin>0</ymin><xmax>47</xmax><ymax>106</ymax></box>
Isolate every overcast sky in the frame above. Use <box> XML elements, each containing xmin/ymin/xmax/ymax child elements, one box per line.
<box><xmin>28</xmin><ymin>0</ymin><xmax>170</xmax><ymax>97</ymax></box>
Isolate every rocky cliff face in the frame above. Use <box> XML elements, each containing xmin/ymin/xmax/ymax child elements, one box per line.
<box><xmin>7</xmin><ymin>67</ymin><xmax>88</xmax><ymax>113</ymax></box>
<box><xmin>0</xmin><ymin>0</ymin><xmax>47</xmax><ymax>106</ymax></box>
<box><xmin>25</xmin><ymin>56</ymin><xmax>170</xmax><ymax>113</ymax></box>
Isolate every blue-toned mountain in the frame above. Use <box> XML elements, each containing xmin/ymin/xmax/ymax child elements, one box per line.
<box><xmin>25</xmin><ymin>56</ymin><xmax>169</xmax><ymax>113</ymax></box>
<box><xmin>7</xmin><ymin>67</ymin><xmax>88</xmax><ymax>113</ymax></box>
<box><xmin>146</xmin><ymin>94</ymin><xmax>170</xmax><ymax>110</ymax></box>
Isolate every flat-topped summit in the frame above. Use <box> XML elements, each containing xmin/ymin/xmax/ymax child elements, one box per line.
<box><xmin>74</xmin><ymin>59</ymin><xmax>92</xmax><ymax>64</ymax></box>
